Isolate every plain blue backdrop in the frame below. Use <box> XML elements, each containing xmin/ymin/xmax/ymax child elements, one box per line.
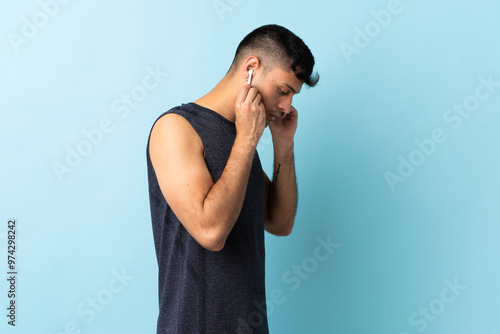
<box><xmin>1</xmin><ymin>0</ymin><xmax>499</xmax><ymax>333</ymax></box>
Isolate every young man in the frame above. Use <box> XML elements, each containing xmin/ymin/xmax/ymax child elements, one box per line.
<box><xmin>146</xmin><ymin>24</ymin><xmax>319</xmax><ymax>333</ymax></box>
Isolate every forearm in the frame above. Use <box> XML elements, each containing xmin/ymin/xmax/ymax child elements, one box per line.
<box><xmin>268</xmin><ymin>142</ymin><xmax>297</xmax><ymax>234</ymax></box>
<box><xmin>201</xmin><ymin>136</ymin><xmax>256</xmax><ymax>241</ymax></box>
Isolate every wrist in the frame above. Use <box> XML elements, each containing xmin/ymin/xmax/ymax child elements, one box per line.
<box><xmin>234</xmin><ymin>135</ymin><xmax>258</xmax><ymax>153</ymax></box>
<box><xmin>273</xmin><ymin>140</ymin><xmax>294</xmax><ymax>156</ymax></box>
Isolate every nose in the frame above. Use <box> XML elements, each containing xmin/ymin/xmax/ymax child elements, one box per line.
<box><xmin>278</xmin><ymin>97</ymin><xmax>293</xmax><ymax>118</ymax></box>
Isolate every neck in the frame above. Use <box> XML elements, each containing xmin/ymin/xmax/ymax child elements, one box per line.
<box><xmin>193</xmin><ymin>74</ymin><xmax>241</xmax><ymax>123</ymax></box>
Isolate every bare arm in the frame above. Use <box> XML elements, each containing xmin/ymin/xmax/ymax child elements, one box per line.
<box><xmin>264</xmin><ymin>142</ymin><xmax>297</xmax><ymax>236</ymax></box>
<box><xmin>149</xmin><ymin>86</ymin><xmax>266</xmax><ymax>251</ymax></box>
<box><xmin>264</xmin><ymin>105</ymin><xmax>300</xmax><ymax>236</ymax></box>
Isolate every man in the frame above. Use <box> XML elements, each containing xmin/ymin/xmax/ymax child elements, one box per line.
<box><xmin>146</xmin><ymin>24</ymin><xmax>319</xmax><ymax>333</ymax></box>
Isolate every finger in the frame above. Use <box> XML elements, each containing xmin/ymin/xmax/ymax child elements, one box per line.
<box><xmin>259</xmin><ymin>102</ymin><xmax>266</xmax><ymax>116</ymax></box>
<box><xmin>244</xmin><ymin>87</ymin><xmax>259</xmax><ymax>104</ymax></box>
<box><xmin>236</xmin><ymin>85</ymin><xmax>252</xmax><ymax>105</ymax></box>
<box><xmin>254</xmin><ymin>93</ymin><xmax>262</xmax><ymax>106</ymax></box>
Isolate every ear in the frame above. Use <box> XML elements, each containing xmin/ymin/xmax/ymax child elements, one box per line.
<box><xmin>242</xmin><ymin>56</ymin><xmax>260</xmax><ymax>82</ymax></box>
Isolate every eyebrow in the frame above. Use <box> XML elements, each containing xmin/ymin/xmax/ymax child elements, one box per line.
<box><xmin>285</xmin><ymin>83</ymin><xmax>300</xmax><ymax>94</ymax></box>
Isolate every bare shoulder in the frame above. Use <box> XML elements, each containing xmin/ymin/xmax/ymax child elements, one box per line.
<box><xmin>148</xmin><ymin>111</ymin><xmax>215</xmax><ymax>242</ymax></box>
<box><xmin>148</xmin><ymin>111</ymin><xmax>211</xmax><ymax>206</ymax></box>
<box><xmin>149</xmin><ymin>112</ymin><xmax>204</xmax><ymax>159</ymax></box>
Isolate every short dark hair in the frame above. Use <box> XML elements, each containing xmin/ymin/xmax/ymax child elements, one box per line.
<box><xmin>230</xmin><ymin>24</ymin><xmax>319</xmax><ymax>87</ymax></box>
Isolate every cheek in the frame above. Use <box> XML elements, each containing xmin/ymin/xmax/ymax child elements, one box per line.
<box><xmin>259</xmin><ymin>92</ymin><xmax>278</xmax><ymax>110</ymax></box>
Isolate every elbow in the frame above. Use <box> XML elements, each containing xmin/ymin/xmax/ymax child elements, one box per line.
<box><xmin>201</xmin><ymin>239</ymin><xmax>226</xmax><ymax>252</ymax></box>
<box><xmin>196</xmin><ymin>226</ymin><xmax>228</xmax><ymax>252</ymax></box>
<box><xmin>283</xmin><ymin>226</ymin><xmax>293</xmax><ymax>237</ymax></box>
<box><xmin>282</xmin><ymin>217</ymin><xmax>296</xmax><ymax>236</ymax></box>
<box><xmin>266</xmin><ymin>218</ymin><xmax>295</xmax><ymax>236</ymax></box>
<box><xmin>276</xmin><ymin>215</ymin><xmax>295</xmax><ymax>236</ymax></box>
<box><xmin>276</xmin><ymin>225</ymin><xmax>293</xmax><ymax>237</ymax></box>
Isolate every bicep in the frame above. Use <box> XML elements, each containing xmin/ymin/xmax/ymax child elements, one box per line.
<box><xmin>149</xmin><ymin>113</ymin><xmax>214</xmax><ymax>236</ymax></box>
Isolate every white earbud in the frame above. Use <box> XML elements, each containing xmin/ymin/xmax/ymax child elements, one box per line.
<box><xmin>247</xmin><ymin>70</ymin><xmax>254</xmax><ymax>85</ymax></box>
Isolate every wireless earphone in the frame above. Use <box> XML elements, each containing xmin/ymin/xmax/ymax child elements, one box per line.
<box><xmin>247</xmin><ymin>69</ymin><xmax>254</xmax><ymax>85</ymax></box>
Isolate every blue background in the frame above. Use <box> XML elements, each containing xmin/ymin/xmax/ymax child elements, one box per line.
<box><xmin>1</xmin><ymin>0</ymin><xmax>499</xmax><ymax>333</ymax></box>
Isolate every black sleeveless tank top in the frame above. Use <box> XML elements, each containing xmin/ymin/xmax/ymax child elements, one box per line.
<box><xmin>146</xmin><ymin>102</ymin><xmax>269</xmax><ymax>333</ymax></box>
